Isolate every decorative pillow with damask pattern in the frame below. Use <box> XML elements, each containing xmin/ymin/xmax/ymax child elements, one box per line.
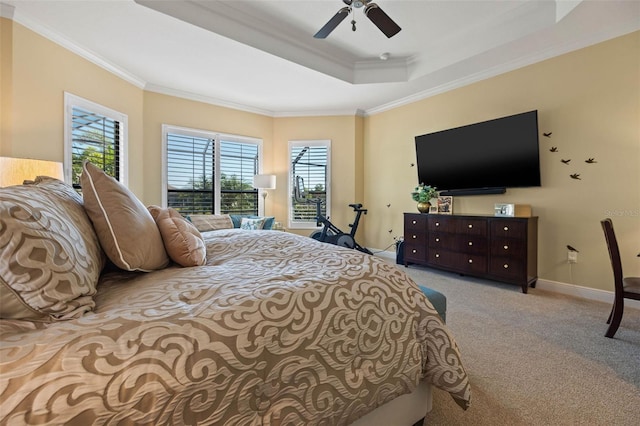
<box><xmin>0</xmin><ymin>177</ymin><xmax>106</xmax><ymax>321</ymax></box>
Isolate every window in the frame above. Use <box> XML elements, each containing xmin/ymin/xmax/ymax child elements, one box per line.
<box><xmin>163</xmin><ymin>125</ymin><xmax>263</xmax><ymax>216</ymax></box>
<box><xmin>288</xmin><ymin>140</ymin><xmax>330</xmax><ymax>229</ymax></box>
<box><xmin>64</xmin><ymin>93</ymin><xmax>128</xmax><ymax>188</ymax></box>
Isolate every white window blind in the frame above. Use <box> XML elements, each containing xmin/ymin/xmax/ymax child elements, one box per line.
<box><xmin>64</xmin><ymin>93</ymin><xmax>127</xmax><ymax>189</ymax></box>
<box><xmin>165</xmin><ymin>126</ymin><xmax>261</xmax><ymax>215</ymax></box>
<box><xmin>167</xmin><ymin>133</ymin><xmax>214</xmax><ymax>214</ymax></box>
<box><xmin>289</xmin><ymin>141</ymin><xmax>330</xmax><ymax>228</ymax></box>
<box><xmin>219</xmin><ymin>140</ymin><xmax>259</xmax><ymax>215</ymax></box>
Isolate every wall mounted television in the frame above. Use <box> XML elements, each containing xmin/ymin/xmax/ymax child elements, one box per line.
<box><xmin>414</xmin><ymin>110</ymin><xmax>541</xmax><ymax>196</ymax></box>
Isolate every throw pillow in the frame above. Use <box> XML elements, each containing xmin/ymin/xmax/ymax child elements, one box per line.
<box><xmin>230</xmin><ymin>215</ymin><xmax>275</xmax><ymax>230</ymax></box>
<box><xmin>80</xmin><ymin>161</ymin><xmax>169</xmax><ymax>272</ymax></box>
<box><xmin>189</xmin><ymin>214</ymin><xmax>234</xmax><ymax>232</ymax></box>
<box><xmin>0</xmin><ymin>177</ymin><xmax>105</xmax><ymax>321</ymax></box>
<box><xmin>148</xmin><ymin>206</ymin><xmax>206</xmax><ymax>267</ymax></box>
<box><xmin>240</xmin><ymin>217</ymin><xmax>265</xmax><ymax>230</ymax></box>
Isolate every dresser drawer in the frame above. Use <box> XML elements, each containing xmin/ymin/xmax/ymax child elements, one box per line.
<box><xmin>404</xmin><ymin>242</ymin><xmax>428</xmax><ymax>263</ymax></box>
<box><xmin>490</xmin><ymin>239</ymin><xmax>526</xmax><ymax>258</ymax></box>
<box><xmin>405</xmin><ymin>214</ymin><xmax>428</xmax><ymax>232</ymax></box>
<box><xmin>453</xmin><ymin>235</ymin><xmax>487</xmax><ymax>254</ymax></box>
<box><xmin>454</xmin><ymin>253</ymin><xmax>488</xmax><ymax>275</ymax></box>
<box><xmin>490</xmin><ymin>220</ymin><xmax>527</xmax><ymax>239</ymax></box>
<box><xmin>489</xmin><ymin>256</ymin><xmax>526</xmax><ymax>280</ymax></box>
<box><xmin>428</xmin><ymin>232</ymin><xmax>456</xmax><ymax>250</ymax></box>
<box><xmin>428</xmin><ymin>249</ymin><xmax>487</xmax><ymax>275</ymax></box>
<box><xmin>455</xmin><ymin>218</ymin><xmax>487</xmax><ymax>236</ymax></box>
<box><xmin>427</xmin><ymin>215</ymin><xmax>455</xmax><ymax>232</ymax></box>
<box><xmin>427</xmin><ymin>248</ymin><xmax>457</xmax><ymax>269</ymax></box>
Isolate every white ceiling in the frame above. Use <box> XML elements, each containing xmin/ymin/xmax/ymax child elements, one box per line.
<box><xmin>2</xmin><ymin>0</ymin><xmax>639</xmax><ymax>116</ymax></box>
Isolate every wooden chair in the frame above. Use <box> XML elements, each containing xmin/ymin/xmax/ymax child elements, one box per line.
<box><xmin>600</xmin><ymin>218</ymin><xmax>640</xmax><ymax>338</ymax></box>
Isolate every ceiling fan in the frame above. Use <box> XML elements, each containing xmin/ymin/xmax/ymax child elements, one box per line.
<box><xmin>314</xmin><ymin>0</ymin><xmax>401</xmax><ymax>39</ymax></box>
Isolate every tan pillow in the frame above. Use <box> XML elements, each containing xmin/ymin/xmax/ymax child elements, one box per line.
<box><xmin>189</xmin><ymin>214</ymin><xmax>234</xmax><ymax>232</ymax></box>
<box><xmin>148</xmin><ymin>206</ymin><xmax>206</xmax><ymax>267</ymax></box>
<box><xmin>80</xmin><ymin>162</ymin><xmax>169</xmax><ymax>272</ymax></box>
<box><xmin>0</xmin><ymin>177</ymin><xmax>105</xmax><ymax>321</ymax></box>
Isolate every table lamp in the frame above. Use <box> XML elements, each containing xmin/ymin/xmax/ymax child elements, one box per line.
<box><xmin>0</xmin><ymin>157</ymin><xmax>65</xmax><ymax>187</ymax></box>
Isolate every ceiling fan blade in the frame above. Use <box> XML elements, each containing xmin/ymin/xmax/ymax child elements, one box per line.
<box><xmin>364</xmin><ymin>3</ymin><xmax>401</xmax><ymax>38</ymax></box>
<box><xmin>314</xmin><ymin>7</ymin><xmax>350</xmax><ymax>39</ymax></box>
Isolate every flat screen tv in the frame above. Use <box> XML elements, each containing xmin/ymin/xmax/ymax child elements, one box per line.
<box><xmin>414</xmin><ymin>110</ymin><xmax>541</xmax><ymax>196</ymax></box>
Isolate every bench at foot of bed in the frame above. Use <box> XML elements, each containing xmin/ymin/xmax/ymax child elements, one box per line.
<box><xmin>418</xmin><ymin>286</ymin><xmax>446</xmax><ymax>323</ymax></box>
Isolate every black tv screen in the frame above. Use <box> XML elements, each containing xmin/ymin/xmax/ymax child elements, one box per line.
<box><xmin>414</xmin><ymin>110</ymin><xmax>541</xmax><ymax>195</ymax></box>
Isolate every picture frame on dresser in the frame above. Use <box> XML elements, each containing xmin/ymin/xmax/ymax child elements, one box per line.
<box><xmin>437</xmin><ymin>196</ymin><xmax>453</xmax><ymax>214</ymax></box>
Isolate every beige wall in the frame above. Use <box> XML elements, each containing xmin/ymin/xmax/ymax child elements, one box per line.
<box><xmin>0</xmin><ymin>17</ymin><xmax>12</xmax><ymax>154</ymax></box>
<box><xmin>1</xmin><ymin>20</ymin><xmax>145</xmax><ymax>196</ymax></box>
<box><xmin>142</xmin><ymin>91</ymin><xmax>274</xmax><ymax>207</ymax></box>
<box><xmin>272</xmin><ymin>115</ymin><xmax>362</xmax><ymax>236</ymax></box>
<box><xmin>364</xmin><ymin>31</ymin><xmax>640</xmax><ymax>290</ymax></box>
<box><xmin>3</xmin><ymin>17</ymin><xmax>638</xmax><ymax>293</ymax></box>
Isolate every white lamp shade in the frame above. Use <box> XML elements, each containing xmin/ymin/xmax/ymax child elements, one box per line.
<box><xmin>252</xmin><ymin>174</ymin><xmax>276</xmax><ymax>190</ymax></box>
<box><xmin>0</xmin><ymin>157</ymin><xmax>64</xmax><ymax>187</ymax></box>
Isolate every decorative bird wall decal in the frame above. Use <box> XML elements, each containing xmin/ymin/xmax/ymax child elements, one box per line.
<box><xmin>570</xmin><ymin>173</ymin><xmax>581</xmax><ymax>180</ymax></box>
<box><xmin>543</xmin><ymin>132</ymin><xmax>552</xmax><ymax>137</ymax></box>
<box><xmin>386</xmin><ymin>203</ymin><xmax>391</xmax><ymax>208</ymax></box>
<box><xmin>561</xmin><ymin>159</ymin><xmax>571</xmax><ymax>164</ymax></box>
<box><xmin>566</xmin><ymin>245</ymin><xmax>579</xmax><ymax>252</ymax></box>
<box><xmin>550</xmin><ymin>147</ymin><xmax>558</xmax><ymax>152</ymax></box>
<box><xmin>410</xmin><ymin>163</ymin><xmax>415</xmax><ymax>167</ymax></box>
<box><xmin>585</xmin><ymin>158</ymin><xmax>597</xmax><ymax>163</ymax></box>
<box><xmin>388</xmin><ymin>229</ymin><xmax>393</xmax><ymax>233</ymax></box>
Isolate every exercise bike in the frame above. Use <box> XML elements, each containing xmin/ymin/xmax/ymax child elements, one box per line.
<box><xmin>294</xmin><ymin>176</ymin><xmax>372</xmax><ymax>255</ymax></box>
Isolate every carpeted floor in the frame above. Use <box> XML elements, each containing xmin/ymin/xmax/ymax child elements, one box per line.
<box><xmin>398</xmin><ymin>265</ymin><xmax>640</xmax><ymax>426</ymax></box>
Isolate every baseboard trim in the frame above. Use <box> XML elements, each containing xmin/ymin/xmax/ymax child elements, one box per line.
<box><xmin>535</xmin><ymin>278</ymin><xmax>640</xmax><ymax>310</ymax></box>
<box><xmin>372</xmin><ymin>249</ymin><xmax>640</xmax><ymax>310</ymax></box>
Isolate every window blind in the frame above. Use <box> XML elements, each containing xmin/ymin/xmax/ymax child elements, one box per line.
<box><xmin>291</xmin><ymin>145</ymin><xmax>328</xmax><ymax>222</ymax></box>
<box><xmin>166</xmin><ymin>132</ymin><xmax>259</xmax><ymax>215</ymax></box>
<box><xmin>71</xmin><ymin>107</ymin><xmax>120</xmax><ymax>187</ymax></box>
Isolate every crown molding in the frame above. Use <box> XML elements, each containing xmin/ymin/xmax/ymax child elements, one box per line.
<box><xmin>365</xmin><ymin>24</ymin><xmax>640</xmax><ymax>116</ymax></box>
<box><xmin>0</xmin><ymin>2</ymin><xmax>15</xmax><ymax>19</ymax></box>
<box><xmin>8</xmin><ymin>7</ymin><xmax>146</xmax><ymax>89</ymax></box>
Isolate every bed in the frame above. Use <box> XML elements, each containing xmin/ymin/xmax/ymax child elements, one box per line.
<box><xmin>0</xmin><ymin>166</ymin><xmax>470</xmax><ymax>425</ymax></box>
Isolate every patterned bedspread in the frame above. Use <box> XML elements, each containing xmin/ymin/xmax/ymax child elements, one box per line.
<box><xmin>0</xmin><ymin>229</ymin><xmax>470</xmax><ymax>425</ymax></box>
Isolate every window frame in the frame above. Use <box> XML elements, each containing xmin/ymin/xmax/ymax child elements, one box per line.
<box><xmin>162</xmin><ymin>124</ymin><xmax>264</xmax><ymax>215</ymax></box>
<box><xmin>63</xmin><ymin>92</ymin><xmax>128</xmax><ymax>186</ymax></box>
<box><xmin>288</xmin><ymin>139</ymin><xmax>331</xmax><ymax>230</ymax></box>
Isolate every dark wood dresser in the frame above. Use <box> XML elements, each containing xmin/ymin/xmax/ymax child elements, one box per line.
<box><xmin>404</xmin><ymin>213</ymin><xmax>538</xmax><ymax>293</ymax></box>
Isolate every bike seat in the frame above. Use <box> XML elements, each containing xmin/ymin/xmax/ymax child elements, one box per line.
<box><xmin>349</xmin><ymin>203</ymin><xmax>363</xmax><ymax>210</ymax></box>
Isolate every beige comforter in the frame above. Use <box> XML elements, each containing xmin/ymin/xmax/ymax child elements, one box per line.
<box><xmin>0</xmin><ymin>229</ymin><xmax>470</xmax><ymax>425</ymax></box>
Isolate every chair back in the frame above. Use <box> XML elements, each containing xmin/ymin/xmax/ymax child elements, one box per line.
<box><xmin>601</xmin><ymin>218</ymin><xmax>624</xmax><ymax>292</ymax></box>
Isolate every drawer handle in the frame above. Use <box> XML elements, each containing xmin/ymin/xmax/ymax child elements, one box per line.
<box><xmin>468</xmin><ymin>241</ymin><xmax>473</xmax><ymax>246</ymax></box>
<box><xmin>503</xmin><ymin>245</ymin><xmax>509</xmax><ymax>250</ymax></box>
<box><xmin>435</xmin><ymin>222</ymin><xmax>440</xmax><ymax>227</ymax></box>
<box><xmin>503</xmin><ymin>264</ymin><xmax>509</xmax><ymax>269</ymax></box>
<box><xmin>468</xmin><ymin>259</ymin><xmax>473</xmax><ymax>263</ymax></box>
<box><xmin>435</xmin><ymin>237</ymin><xmax>440</xmax><ymax>242</ymax></box>
<box><xmin>412</xmin><ymin>249</ymin><xmax>417</xmax><ymax>254</ymax></box>
<box><xmin>412</xmin><ymin>220</ymin><xmax>417</xmax><ymax>225</ymax></box>
<box><xmin>435</xmin><ymin>253</ymin><xmax>440</xmax><ymax>258</ymax></box>
<box><xmin>412</xmin><ymin>235</ymin><xmax>417</xmax><ymax>239</ymax></box>
<box><xmin>504</xmin><ymin>226</ymin><xmax>509</xmax><ymax>231</ymax></box>
<box><xmin>468</xmin><ymin>224</ymin><xmax>473</xmax><ymax>228</ymax></box>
